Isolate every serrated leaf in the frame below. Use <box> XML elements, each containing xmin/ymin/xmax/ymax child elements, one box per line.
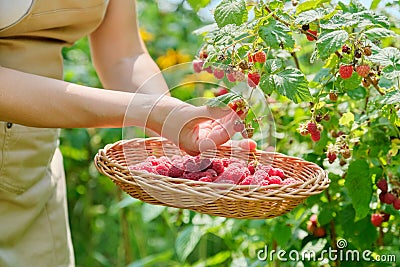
<box><xmin>175</xmin><ymin>226</ymin><xmax>203</xmax><ymax>262</ymax></box>
<box><xmin>316</xmin><ymin>30</ymin><xmax>349</xmax><ymax>60</ymax></box>
<box><xmin>380</xmin><ymin>90</ymin><xmax>400</xmax><ymax>104</ymax></box>
<box><xmin>193</xmin><ymin>23</ymin><xmax>218</xmax><ymax>36</ymax></box>
<box><xmin>205</xmin><ymin>92</ymin><xmax>241</xmax><ymax>107</ymax></box>
<box><xmin>294</xmin><ymin>8</ymin><xmax>326</xmax><ymax>25</ymax></box>
<box><xmin>295</xmin><ymin>0</ymin><xmax>330</xmax><ymax>15</ymax></box>
<box><xmin>320</xmin><ymin>12</ymin><xmax>357</xmax><ymax>29</ymax></box>
<box><xmin>187</xmin><ymin>0</ymin><xmax>211</xmax><ymax>12</ymax></box>
<box><xmin>342</xmin><ymin>72</ymin><xmax>362</xmax><ymax>90</ymax></box>
<box><xmin>258</xmin><ymin>19</ymin><xmax>294</xmax><ymax>50</ymax></box>
<box><xmin>356</xmin><ymin>11</ymin><xmax>390</xmax><ymax>28</ymax></box>
<box><xmin>345</xmin><ymin>160</ymin><xmax>372</xmax><ymax>221</ymax></box>
<box><xmin>214</xmin><ymin>0</ymin><xmax>247</xmax><ymax>28</ymax></box>
<box><xmin>364</xmin><ymin>27</ymin><xmax>397</xmax><ymax>39</ymax></box>
<box><xmin>259</xmin><ymin>67</ymin><xmax>311</xmax><ymax>103</ymax></box>
<box><xmin>264</xmin><ymin>59</ymin><xmax>283</xmax><ymax>74</ymax></box>
<box><xmin>368</xmin><ymin>47</ymin><xmax>400</xmax><ymax>67</ymax></box>
<box><xmin>339</xmin><ymin>112</ymin><xmax>355</xmax><ymax>127</ymax></box>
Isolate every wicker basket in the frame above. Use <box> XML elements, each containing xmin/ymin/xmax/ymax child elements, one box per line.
<box><xmin>94</xmin><ymin>137</ymin><xmax>330</xmax><ymax>219</ymax></box>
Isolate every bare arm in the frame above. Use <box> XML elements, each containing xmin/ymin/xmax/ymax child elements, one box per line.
<box><xmin>89</xmin><ymin>0</ymin><xmax>168</xmax><ymax>95</ymax></box>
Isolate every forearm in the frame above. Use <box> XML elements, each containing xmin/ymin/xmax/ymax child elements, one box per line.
<box><xmin>0</xmin><ymin>66</ymin><xmax>182</xmax><ymax>129</ymax></box>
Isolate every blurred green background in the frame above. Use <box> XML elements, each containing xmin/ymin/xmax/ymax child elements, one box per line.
<box><xmin>61</xmin><ymin>0</ymin><xmax>399</xmax><ymax>266</ymax></box>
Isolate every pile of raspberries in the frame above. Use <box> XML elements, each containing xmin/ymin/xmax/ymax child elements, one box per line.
<box><xmin>129</xmin><ymin>155</ymin><xmax>299</xmax><ymax>186</ymax></box>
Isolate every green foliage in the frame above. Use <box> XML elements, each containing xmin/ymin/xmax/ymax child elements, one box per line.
<box><xmin>62</xmin><ymin>0</ymin><xmax>400</xmax><ymax>266</ymax></box>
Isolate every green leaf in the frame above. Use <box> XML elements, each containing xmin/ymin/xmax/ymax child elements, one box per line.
<box><xmin>368</xmin><ymin>47</ymin><xmax>400</xmax><ymax>67</ymax></box>
<box><xmin>258</xmin><ymin>19</ymin><xmax>294</xmax><ymax>50</ymax></box>
<box><xmin>259</xmin><ymin>67</ymin><xmax>312</xmax><ymax>104</ymax></box>
<box><xmin>205</xmin><ymin>92</ymin><xmax>241</xmax><ymax>107</ymax></box>
<box><xmin>175</xmin><ymin>226</ymin><xmax>203</xmax><ymax>262</ymax></box>
<box><xmin>370</xmin><ymin>0</ymin><xmax>381</xmax><ymax>10</ymax></box>
<box><xmin>339</xmin><ymin>112</ymin><xmax>355</xmax><ymax>127</ymax></box>
<box><xmin>347</xmin><ymin>86</ymin><xmax>367</xmax><ymax>100</ymax></box>
<box><xmin>214</xmin><ymin>0</ymin><xmax>247</xmax><ymax>28</ymax></box>
<box><xmin>272</xmin><ymin>223</ymin><xmax>291</xmax><ymax>246</ymax></box>
<box><xmin>295</xmin><ymin>0</ymin><xmax>330</xmax><ymax>15</ymax></box>
<box><xmin>301</xmin><ymin>239</ymin><xmax>327</xmax><ymax>255</ymax></box>
<box><xmin>316</xmin><ymin>30</ymin><xmax>349</xmax><ymax>60</ymax></box>
<box><xmin>320</xmin><ymin>11</ymin><xmax>357</xmax><ymax>29</ymax></box>
<box><xmin>342</xmin><ymin>72</ymin><xmax>362</xmax><ymax>90</ymax></box>
<box><xmin>294</xmin><ymin>8</ymin><xmax>326</xmax><ymax>25</ymax></box>
<box><xmin>364</xmin><ymin>27</ymin><xmax>397</xmax><ymax>39</ymax></box>
<box><xmin>141</xmin><ymin>203</ymin><xmax>165</xmax><ymax>223</ymax></box>
<box><xmin>187</xmin><ymin>0</ymin><xmax>211</xmax><ymax>12</ymax></box>
<box><xmin>264</xmin><ymin>59</ymin><xmax>283</xmax><ymax>74</ymax></box>
<box><xmin>345</xmin><ymin>160</ymin><xmax>372</xmax><ymax>221</ymax></box>
<box><xmin>356</xmin><ymin>11</ymin><xmax>390</xmax><ymax>28</ymax></box>
<box><xmin>380</xmin><ymin>90</ymin><xmax>400</xmax><ymax>105</ymax></box>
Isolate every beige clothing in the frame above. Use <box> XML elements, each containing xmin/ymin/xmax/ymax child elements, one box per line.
<box><xmin>0</xmin><ymin>0</ymin><xmax>108</xmax><ymax>266</ymax></box>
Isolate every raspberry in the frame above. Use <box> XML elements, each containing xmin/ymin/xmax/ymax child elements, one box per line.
<box><xmin>233</xmin><ymin>120</ymin><xmax>245</xmax><ymax>132</ymax></box>
<box><xmin>199</xmin><ymin>50</ymin><xmax>208</xmax><ymax>60</ymax></box>
<box><xmin>146</xmin><ymin>156</ymin><xmax>159</xmax><ymax>166</ymax></box>
<box><xmin>248</xmin><ymin>72</ymin><xmax>261</xmax><ymax>87</ymax></box>
<box><xmin>254</xmin><ymin>51</ymin><xmax>266</xmax><ymax>63</ymax></box>
<box><xmin>327</xmin><ymin>152</ymin><xmax>337</xmax><ymax>164</ymax></box>
<box><xmin>213</xmin><ymin>68</ymin><xmax>225</xmax><ymax>80</ymax></box>
<box><xmin>130</xmin><ymin>162</ymin><xmax>154</xmax><ymax>173</ymax></box>
<box><xmin>226</xmin><ymin>72</ymin><xmax>236</xmax><ymax>82</ymax></box>
<box><xmin>301</xmin><ymin>24</ymin><xmax>310</xmax><ymax>31</ymax></box>
<box><xmin>381</xmin><ymin>212</ymin><xmax>390</xmax><ymax>222</ymax></box>
<box><xmin>155</xmin><ymin>164</ymin><xmax>169</xmax><ymax>176</ymax></box>
<box><xmin>219</xmin><ymin>166</ymin><xmax>248</xmax><ymax>184</ymax></box>
<box><xmin>260</xmin><ymin>181</ymin><xmax>269</xmax><ymax>186</ymax></box>
<box><xmin>268</xmin><ymin>168</ymin><xmax>285</xmax><ymax>179</ymax></box>
<box><xmin>248</xmin><ymin>161</ymin><xmax>257</xmax><ymax>175</ymax></box>
<box><xmin>379</xmin><ymin>192</ymin><xmax>386</xmax><ymax>202</ymax></box>
<box><xmin>306</xmin><ymin>29</ymin><xmax>317</xmax><ymax>41</ymax></box>
<box><xmin>342</xmin><ymin>44</ymin><xmax>350</xmax><ymax>53</ymax></box>
<box><xmin>307</xmin><ymin>122</ymin><xmax>318</xmax><ymax>134</ymax></box>
<box><xmin>307</xmin><ymin>221</ymin><xmax>316</xmax><ymax>234</ymax></box>
<box><xmin>356</xmin><ymin>65</ymin><xmax>370</xmax><ymax>78</ymax></box>
<box><xmin>371</xmin><ymin>213</ymin><xmax>383</xmax><ymax>227</ymax></box>
<box><xmin>311</xmin><ymin>131</ymin><xmax>321</xmax><ymax>142</ymax></box>
<box><xmin>211</xmin><ymin>159</ymin><xmax>225</xmax><ymax>175</ymax></box>
<box><xmin>314</xmin><ymin>227</ymin><xmax>326</xmax><ymax>237</ymax></box>
<box><xmin>192</xmin><ymin>59</ymin><xmax>204</xmax><ymax>73</ymax></box>
<box><xmin>383</xmin><ymin>193</ymin><xmax>395</xmax><ymax>204</ymax></box>
<box><xmin>354</xmin><ymin>50</ymin><xmax>362</xmax><ymax>58</ymax></box>
<box><xmin>205</xmin><ymin>169</ymin><xmax>218</xmax><ymax>179</ymax></box>
<box><xmin>233</xmin><ymin>71</ymin><xmax>245</xmax><ymax>82</ymax></box>
<box><xmin>363</xmin><ymin>46</ymin><xmax>372</xmax><ymax>56</ymax></box>
<box><xmin>214</xmin><ymin>87</ymin><xmax>228</xmax><ymax>97</ymax></box>
<box><xmin>282</xmin><ymin>178</ymin><xmax>299</xmax><ymax>185</ymax></box>
<box><xmin>268</xmin><ymin>175</ymin><xmax>282</xmax><ymax>185</ymax></box>
<box><xmin>329</xmin><ymin>92</ymin><xmax>338</xmax><ymax>101</ymax></box>
<box><xmin>198</xmin><ymin>158</ymin><xmax>212</xmax><ymax>171</ymax></box>
<box><xmin>199</xmin><ymin>176</ymin><xmax>212</xmax><ymax>182</ymax></box>
<box><xmin>247</xmin><ymin>52</ymin><xmax>255</xmax><ymax>62</ymax></box>
<box><xmin>168</xmin><ymin>165</ymin><xmax>184</xmax><ymax>178</ymax></box>
<box><xmin>339</xmin><ymin>65</ymin><xmax>353</xmax><ymax>79</ymax></box>
<box><xmin>393</xmin><ymin>198</ymin><xmax>400</xmax><ymax>210</ymax></box>
<box><xmin>222</xmin><ymin>158</ymin><xmax>230</xmax><ymax>167</ymax></box>
<box><xmin>253</xmin><ymin>170</ymin><xmax>268</xmax><ymax>183</ymax></box>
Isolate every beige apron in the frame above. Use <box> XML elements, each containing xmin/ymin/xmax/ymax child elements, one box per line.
<box><xmin>0</xmin><ymin>1</ymin><xmax>108</xmax><ymax>266</ymax></box>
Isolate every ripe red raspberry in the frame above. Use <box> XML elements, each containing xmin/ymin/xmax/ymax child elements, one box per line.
<box><xmin>233</xmin><ymin>120</ymin><xmax>245</xmax><ymax>132</ymax></box>
<box><xmin>371</xmin><ymin>213</ymin><xmax>383</xmax><ymax>227</ymax></box>
<box><xmin>226</xmin><ymin>72</ymin><xmax>236</xmax><ymax>82</ymax></box>
<box><xmin>356</xmin><ymin>65</ymin><xmax>370</xmax><ymax>78</ymax></box>
<box><xmin>341</xmin><ymin>44</ymin><xmax>350</xmax><ymax>53</ymax></box>
<box><xmin>314</xmin><ymin>227</ymin><xmax>326</xmax><ymax>237</ymax></box>
<box><xmin>383</xmin><ymin>192</ymin><xmax>395</xmax><ymax>204</ymax></box>
<box><xmin>248</xmin><ymin>161</ymin><xmax>257</xmax><ymax>175</ymax></box>
<box><xmin>376</xmin><ymin>179</ymin><xmax>388</xmax><ymax>192</ymax></box>
<box><xmin>268</xmin><ymin>176</ymin><xmax>282</xmax><ymax>185</ymax></box>
<box><xmin>268</xmin><ymin>168</ymin><xmax>285</xmax><ymax>179</ymax></box>
<box><xmin>339</xmin><ymin>65</ymin><xmax>353</xmax><ymax>79</ymax></box>
<box><xmin>260</xmin><ymin>180</ymin><xmax>269</xmax><ymax>186</ymax></box>
<box><xmin>168</xmin><ymin>165</ymin><xmax>184</xmax><ymax>178</ymax></box>
<box><xmin>213</xmin><ymin>68</ymin><xmax>225</xmax><ymax>80</ymax></box>
<box><xmin>306</xmin><ymin>29</ymin><xmax>318</xmax><ymax>41</ymax></box>
<box><xmin>192</xmin><ymin>59</ymin><xmax>204</xmax><ymax>73</ymax></box>
<box><xmin>393</xmin><ymin>198</ymin><xmax>400</xmax><ymax>210</ymax></box>
<box><xmin>247</xmin><ymin>52</ymin><xmax>255</xmax><ymax>62</ymax></box>
<box><xmin>222</xmin><ymin>158</ymin><xmax>230</xmax><ymax>167</ymax></box>
<box><xmin>379</xmin><ymin>192</ymin><xmax>386</xmax><ymax>202</ymax></box>
<box><xmin>327</xmin><ymin>152</ymin><xmax>337</xmax><ymax>164</ymax></box>
<box><xmin>248</xmin><ymin>72</ymin><xmax>261</xmax><ymax>87</ymax></box>
<box><xmin>282</xmin><ymin>178</ymin><xmax>299</xmax><ymax>185</ymax></box>
<box><xmin>183</xmin><ymin>172</ymin><xmax>202</xmax><ymax>180</ymax></box>
<box><xmin>311</xmin><ymin>131</ymin><xmax>321</xmax><ymax>142</ymax></box>
<box><xmin>219</xmin><ymin>166</ymin><xmax>247</xmax><ymax>184</ymax></box>
<box><xmin>213</xmin><ymin>87</ymin><xmax>228</xmax><ymax>97</ymax></box>
<box><xmin>155</xmin><ymin>164</ymin><xmax>169</xmax><ymax>176</ymax></box>
<box><xmin>203</xmin><ymin>65</ymin><xmax>212</xmax><ymax>73</ymax></box>
<box><xmin>211</xmin><ymin>159</ymin><xmax>224</xmax><ymax>175</ymax></box>
<box><xmin>253</xmin><ymin>170</ymin><xmax>269</xmax><ymax>184</ymax></box>
<box><xmin>254</xmin><ymin>51</ymin><xmax>266</xmax><ymax>63</ymax></box>
<box><xmin>307</xmin><ymin>122</ymin><xmax>318</xmax><ymax>134</ymax></box>
<box><xmin>239</xmin><ymin>176</ymin><xmax>253</xmax><ymax>185</ymax></box>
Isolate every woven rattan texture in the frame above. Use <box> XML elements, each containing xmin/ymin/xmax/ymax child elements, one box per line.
<box><xmin>94</xmin><ymin>137</ymin><xmax>330</xmax><ymax>219</ymax></box>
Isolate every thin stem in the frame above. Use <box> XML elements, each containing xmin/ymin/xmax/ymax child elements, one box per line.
<box><xmin>365</xmin><ymin>75</ymin><xmax>385</xmax><ymax>95</ymax></box>
<box><xmin>291</xmin><ymin>52</ymin><xmax>301</xmax><ymax>71</ymax></box>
